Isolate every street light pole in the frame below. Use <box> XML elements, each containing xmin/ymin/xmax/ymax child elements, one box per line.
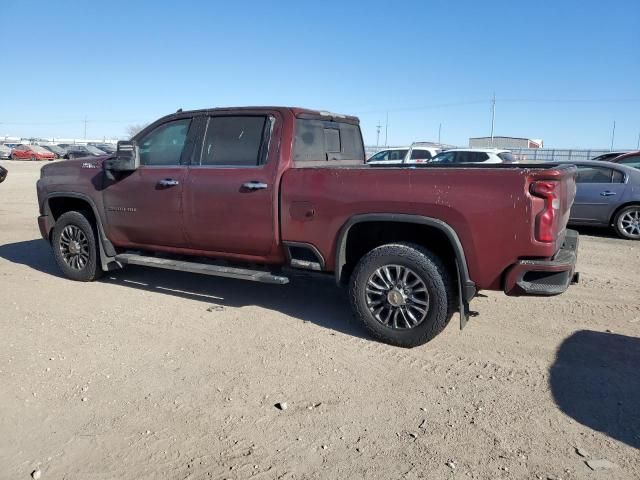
<box><xmin>610</xmin><ymin>120</ymin><xmax>616</xmax><ymax>151</ymax></box>
<box><xmin>438</xmin><ymin>123</ymin><xmax>442</xmax><ymax>144</ymax></box>
<box><xmin>490</xmin><ymin>93</ymin><xmax>496</xmax><ymax>147</ymax></box>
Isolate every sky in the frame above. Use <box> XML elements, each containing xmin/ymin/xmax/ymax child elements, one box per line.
<box><xmin>1</xmin><ymin>0</ymin><xmax>639</xmax><ymax>148</ymax></box>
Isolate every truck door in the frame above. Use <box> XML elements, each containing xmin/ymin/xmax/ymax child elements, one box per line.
<box><xmin>183</xmin><ymin>113</ymin><xmax>279</xmax><ymax>257</ymax></box>
<box><xmin>102</xmin><ymin>117</ymin><xmax>197</xmax><ymax>248</ymax></box>
<box><xmin>572</xmin><ymin>165</ymin><xmax>627</xmax><ymax>223</ymax></box>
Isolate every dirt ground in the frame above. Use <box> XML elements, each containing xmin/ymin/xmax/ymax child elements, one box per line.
<box><xmin>1</xmin><ymin>160</ymin><xmax>638</xmax><ymax>480</ymax></box>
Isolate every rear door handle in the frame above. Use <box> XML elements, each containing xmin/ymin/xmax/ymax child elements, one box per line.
<box><xmin>600</xmin><ymin>191</ymin><xmax>617</xmax><ymax>196</ymax></box>
<box><xmin>158</xmin><ymin>178</ymin><xmax>180</xmax><ymax>187</ymax></box>
<box><xmin>242</xmin><ymin>181</ymin><xmax>268</xmax><ymax>191</ymax></box>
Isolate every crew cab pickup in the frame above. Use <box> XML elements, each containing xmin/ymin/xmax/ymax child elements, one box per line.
<box><xmin>36</xmin><ymin>107</ymin><xmax>579</xmax><ymax>347</ymax></box>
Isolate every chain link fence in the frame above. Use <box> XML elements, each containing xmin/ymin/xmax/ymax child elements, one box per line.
<box><xmin>366</xmin><ymin>146</ymin><xmax>632</xmax><ymax>162</ymax></box>
<box><xmin>505</xmin><ymin>148</ymin><xmax>631</xmax><ymax>162</ymax></box>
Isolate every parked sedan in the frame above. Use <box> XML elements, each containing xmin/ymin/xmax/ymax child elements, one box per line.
<box><xmin>0</xmin><ymin>144</ymin><xmax>11</xmax><ymax>159</ymax></box>
<box><xmin>58</xmin><ymin>144</ymin><xmax>106</xmax><ymax>159</ymax></box>
<box><xmin>564</xmin><ymin>160</ymin><xmax>640</xmax><ymax>240</ymax></box>
<box><xmin>10</xmin><ymin>144</ymin><xmax>56</xmax><ymax>161</ymax></box>
<box><xmin>41</xmin><ymin>144</ymin><xmax>68</xmax><ymax>159</ymax></box>
<box><xmin>0</xmin><ymin>165</ymin><xmax>7</xmax><ymax>183</ymax></box>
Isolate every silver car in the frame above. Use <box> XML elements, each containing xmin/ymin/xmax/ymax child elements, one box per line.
<box><xmin>563</xmin><ymin>160</ymin><xmax>640</xmax><ymax>240</ymax></box>
<box><xmin>0</xmin><ymin>144</ymin><xmax>11</xmax><ymax>159</ymax></box>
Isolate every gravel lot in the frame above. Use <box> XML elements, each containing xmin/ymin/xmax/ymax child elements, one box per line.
<box><xmin>1</xmin><ymin>161</ymin><xmax>639</xmax><ymax>480</ymax></box>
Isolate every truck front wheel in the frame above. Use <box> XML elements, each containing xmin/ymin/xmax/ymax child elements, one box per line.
<box><xmin>349</xmin><ymin>242</ymin><xmax>455</xmax><ymax>348</ymax></box>
<box><xmin>51</xmin><ymin>211</ymin><xmax>103</xmax><ymax>282</ymax></box>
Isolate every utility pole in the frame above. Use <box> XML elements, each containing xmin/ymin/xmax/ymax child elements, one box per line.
<box><xmin>438</xmin><ymin>123</ymin><xmax>442</xmax><ymax>144</ymax></box>
<box><xmin>375</xmin><ymin>122</ymin><xmax>382</xmax><ymax>149</ymax></box>
<box><xmin>384</xmin><ymin>111</ymin><xmax>389</xmax><ymax>147</ymax></box>
<box><xmin>610</xmin><ymin>120</ymin><xmax>616</xmax><ymax>151</ymax></box>
<box><xmin>490</xmin><ymin>92</ymin><xmax>496</xmax><ymax>147</ymax></box>
<box><xmin>84</xmin><ymin>116</ymin><xmax>87</xmax><ymax>140</ymax></box>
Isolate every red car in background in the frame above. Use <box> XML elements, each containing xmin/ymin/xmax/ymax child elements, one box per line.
<box><xmin>11</xmin><ymin>144</ymin><xmax>56</xmax><ymax>161</ymax></box>
<box><xmin>607</xmin><ymin>151</ymin><xmax>640</xmax><ymax>169</ymax></box>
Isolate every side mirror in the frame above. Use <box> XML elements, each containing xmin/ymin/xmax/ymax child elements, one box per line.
<box><xmin>104</xmin><ymin>141</ymin><xmax>140</xmax><ymax>172</ymax></box>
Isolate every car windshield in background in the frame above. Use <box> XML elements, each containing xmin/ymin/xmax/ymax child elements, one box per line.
<box><xmin>85</xmin><ymin>145</ymin><xmax>106</xmax><ymax>155</ymax></box>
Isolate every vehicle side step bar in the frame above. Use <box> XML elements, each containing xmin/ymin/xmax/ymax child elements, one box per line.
<box><xmin>115</xmin><ymin>253</ymin><xmax>289</xmax><ymax>285</ymax></box>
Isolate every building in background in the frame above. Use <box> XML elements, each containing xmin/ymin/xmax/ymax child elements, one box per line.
<box><xmin>469</xmin><ymin>136</ymin><xmax>543</xmax><ymax>149</ymax></box>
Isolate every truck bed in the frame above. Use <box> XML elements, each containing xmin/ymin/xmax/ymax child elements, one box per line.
<box><xmin>280</xmin><ymin>163</ymin><xmax>576</xmax><ymax>291</ymax></box>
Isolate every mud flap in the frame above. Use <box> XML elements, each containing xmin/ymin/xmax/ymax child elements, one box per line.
<box><xmin>456</xmin><ymin>259</ymin><xmax>476</xmax><ymax>330</ymax></box>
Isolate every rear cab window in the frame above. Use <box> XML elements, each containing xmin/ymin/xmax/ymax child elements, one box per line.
<box><xmin>293</xmin><ymin>118</ymin><xmax>364</xmax><ymax>165</ymax></box>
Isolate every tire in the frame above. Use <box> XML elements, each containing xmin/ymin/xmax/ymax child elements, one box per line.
<box><xmin>10</xmin><ymin>153</ymin><xmax>16</xmax><ymax>160</ymax></box>
<box><xmin>613</xmin><ymin>205</ymin><xmax>640</xmax><ymax>240</ymax></box>
<box><xmin>51</xmin><ymin>211</ymin><xmax>103</xmax><ymax>281</ymax></box>
<box><xmin>349</xmin><ymin>242</ymin><xmax>455</xmax><ymax>348</ymax></box>
<box><xmin>31</xmin><ymin>155</ymin><xmax>36</xmax><ymax>161</ymax></box>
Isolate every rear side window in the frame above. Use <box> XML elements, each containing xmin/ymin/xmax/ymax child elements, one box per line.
<box><xmin>293</xmin><ymin>119</ymin><xmax>364</xmax><ymax>163</ymax></box>
<box><xmin>201</xmin><ymin>116</ymin><xmax>269</xmax><ymax>166</ymax></box>
<box><xmin>576</xmin><ymin>166</ymin><xmax>617</xmax><ymax>183</ymax></box>
<box><xmin>410</xmin><ymin>149</ymin><xmax>432</xmax><ymax>160</ymax></box>
<box><xmin>388</xmin><ymin>150</ymin><xmax>408</xmax><ymax>161</ymax></box>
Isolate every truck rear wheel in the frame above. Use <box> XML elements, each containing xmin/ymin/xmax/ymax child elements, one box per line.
<box><xmin>349</xmin><ymin>242</ymin><xmax>455</xmax><ymax>348</ymax></box>
<box><xmin>51</xmin><ymin>211</ymin><xmax>103</xmax><ymax>282</ymax></box>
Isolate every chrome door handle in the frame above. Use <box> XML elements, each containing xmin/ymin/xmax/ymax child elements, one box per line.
<box><xmin>242</xmin><ymin>181</ymin><xmax>268</xmax><ymax>191</ymax></box>
<box><xmin>600</xmin><ymin>191</ymin><xmax>617</xmax><ymax>196</ymax></box>
<box><xmin>158</xmin><ymin>178</ymin><xmax>179</xmax><ymax>187</ymax></box>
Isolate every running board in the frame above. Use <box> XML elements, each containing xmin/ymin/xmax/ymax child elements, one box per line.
<box><xmin>115</xmin><ymin>253</ymin><xmax>289</xmax><ymax>285</ymax></box>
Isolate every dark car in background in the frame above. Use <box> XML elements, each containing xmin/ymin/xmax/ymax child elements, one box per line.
<box><xmin>58</xmin><ymin>144</ymin><xmax>107</xmax><ymax>159</ymax></box>
<box><xmin>88</xmin><ymin>143</ymin><xmax>116</xmax><ymax>154</ymax></box>
<box><xmin>565</xmin><ymin>160</ymin><xmax>640</xmax><ymax>240</ymax></box>
<box><xmin>41</xmin><ymin>144</ymin><xmax>68</xmax><ymax>159</ymax></box>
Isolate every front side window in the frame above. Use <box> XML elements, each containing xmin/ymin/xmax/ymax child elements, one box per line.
<box><xmin>430</xmin><ymin>151</ymin><xmax>455</xmax><ymax>163</ymax></box>
<box><xmin>576</xmin><ymin>166</ymin><xmax>616</xmax><ymax>184</ymax></box>
<box><xmin>498</xmin><ymin>152</ymin><xmax>515</xmax><ymax>162</ymax></box>
<box><xmin>139</xmin><ymin>118</ymin><xmax>191</xmax><ymax>166</ymax></box>
<box><xmin>200</xmin><ymin>116</ymin><xmax>268</xmax><ymax>167</ymax></box>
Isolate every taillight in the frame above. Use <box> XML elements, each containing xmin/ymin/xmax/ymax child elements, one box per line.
<box><xmin>530</xmin><ymin>180</ymin><xmax>559</xmax><ymax>242</ymax></box>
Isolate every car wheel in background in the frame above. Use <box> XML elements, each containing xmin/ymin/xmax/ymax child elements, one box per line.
<box><xmin>51</xmin><ymin>211</ymin><xmax>103</xmax><ymax>282</ymax></box>
<box><xmin>614</xmin><ymin>205</ymin><xmax>640</xmax><ymax>240</ymax></box>
<box><xmin>349</xmin><ymin>242</ymin><xmax>455</xmax><ymax>348</ymax></box>
<box><xmin>11</xmin><ymin>153</ymin><xmax>16</xmax><ymax>160</ymax></box>
<box><xmin>30</xmin><ymin>155</ymin><xmax>36</xmax><ymax>161</ymax></box>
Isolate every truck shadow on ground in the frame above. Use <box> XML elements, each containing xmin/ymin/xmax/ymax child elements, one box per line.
<box><xmin>550</xmin><ymin>330</ymin><xmax>640</xmax><ymax>449</ymax></box>
<box><xmin>0</xmin><ymin>239</ymin><xmax>369</xmax><ymax>341</ymax></box>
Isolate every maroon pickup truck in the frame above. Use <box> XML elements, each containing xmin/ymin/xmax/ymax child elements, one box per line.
<box><xmin>36</xmin><ymin>107</ymin><xmax>579</xmax><ymax>347</ymax></box>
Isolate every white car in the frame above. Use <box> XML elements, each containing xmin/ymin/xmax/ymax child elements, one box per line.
<box><xmin>429</xmin><ymin>148</ymin><xmax>515</xmax><ymax>164</ymax></box>
<box><xmin>368</xmin><ymin>145</ymin><xmax>441</xmax><ymax>165</ymax></box>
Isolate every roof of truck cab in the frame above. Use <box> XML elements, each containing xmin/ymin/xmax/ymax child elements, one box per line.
<box><xmin>158</xmin><ymin>106</ymin><xmax>360</xmax><ymax>124</ymax></box>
